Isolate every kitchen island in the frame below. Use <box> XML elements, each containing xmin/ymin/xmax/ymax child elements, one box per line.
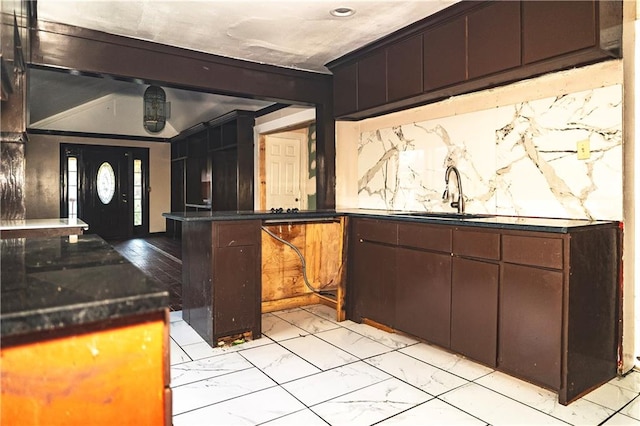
<box><xmin>1</xmin><ymin>235</ymin><xmax>170</xmax><ymax>425</ymax></box>
<box><xmin>164</xmin><ymin>209</ymin><xmax>621</xmax><ymax>405</ymax></box>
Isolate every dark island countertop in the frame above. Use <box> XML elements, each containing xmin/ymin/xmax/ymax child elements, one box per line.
<box><xmin>163</xmin><ymin>208</ymin><xmax>619</xmax><ymax>233</ymax></box>
<box><xmin>1</xmin><ymin>235</ymin><xmax>169</xmax><ymax>339</ymax></box>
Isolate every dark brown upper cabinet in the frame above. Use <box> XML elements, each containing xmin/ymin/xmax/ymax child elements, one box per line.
<box><xmin>327</xmin><ymin>0</ymin><xmax>621</xmax><ymax>121</ymax></box>
<box><xmin>523</xmin><ymin>1</ymin><xmax>596</xmax><ymax>64</ymax></box>
<box><xmin>357</xmin><ymin>50</ymin><xmax>387</xmax><ymax>111</ymax></box>
<box><xmin>333</xmin><ymin>62</ymin><xmax>358</xmax><ymax>117</ymax></box>
<box><xmin>467</xmin><ymin>1</ymin><xmax>521</xmax><ymax>79</ymax></box>
<box><xmin>387</xmin><ymin>34</ymin><xmax>423</xmax><ymax>102</ymax></box>
<box><xmin>423</xmin><ymin>17</ymin><xmax>466</xmax><ymax>92</ymax></box>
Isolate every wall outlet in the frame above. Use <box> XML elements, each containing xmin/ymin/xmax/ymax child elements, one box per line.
<box><xmin>577</xmin><ymin>139</ymin><xmax>591</xmax><ymax>160</ymax></box>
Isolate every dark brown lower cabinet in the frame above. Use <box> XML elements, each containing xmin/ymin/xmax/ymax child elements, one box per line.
<box><xmin>347</xmin><ymin>218</ymin><xmax>619</xmax><ymax>405</ymax></box>
<box><xmin>182</xmin><ymin>220</ymin><xmax>261</xmax><ymax>346</ymax></box>
<box><xmin>396</xmin><ymin>248</ymin><xmax>451</xmax><ymax>348</ymax></box>
<box><xmin>499</xmin><ymin>263</ymin><xmax>563</xmax><ymax>389</ymax></box>
<box><xmin>349</xmin><ymin>219</ymin><xmax>398</xmax><ymax>327</ymax></box>
<box><xmin>498</xmin><ymin>227</ymin><xmax>619</xmax><ymax>404</ymax></box>
<box><xmin>451</xmin><ymin>257</ymin><xmax>499</xmax><ymax>367</ymax></box>
<box><xmin>351</xmin><ymin>241</ymin><xmax>396</xmax><ymax>327</ymax></box>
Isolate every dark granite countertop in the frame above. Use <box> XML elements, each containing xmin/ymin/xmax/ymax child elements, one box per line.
<box><xmin>163</xmin><ymin>209</ymin><xmax>618</xmax><ymax>233</ymax></box>
<box><xmin>1</xmin><ymin>235</ymin><xmax>169</xmax><ymax>339</ymax></box>
<box><xmin>163</xmin><ymin>209</ymin><xmax>340</xmax><ymax>223</ymax></box>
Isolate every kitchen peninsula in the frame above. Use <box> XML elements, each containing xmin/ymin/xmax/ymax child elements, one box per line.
<box><xmin>0</xmin><ymin>235</ymin><xmax>171</xmax><ymax>424</ymax></box>
<box><xmin>165</xmin><ymin>209</ymin><xmax>621</xmax><ymax>405</ymax></box>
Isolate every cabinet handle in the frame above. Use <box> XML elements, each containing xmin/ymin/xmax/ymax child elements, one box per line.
<box><xmin>359</xmin><ymin>238</ymin><xmax>363</xmax><ymax>243</ymax></box>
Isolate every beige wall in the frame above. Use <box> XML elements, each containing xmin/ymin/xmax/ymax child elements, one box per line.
<box><xmin>25</xmin><ymin>134</ymin><xmax>170</xmax><ymax>233</ymax></box>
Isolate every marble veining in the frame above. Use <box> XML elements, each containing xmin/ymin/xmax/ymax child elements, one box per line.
<box><xmin>477</xmin><ymin>371</ymin><xmax>615</xmax><ymax>425</ymax></box>
<box><xmin>365</xmin><ymin>351</ymin><xmax>468</xmax><ymax>396</ymax></box>
<box><xmin>339</xmin><ymin>320</ymin><xmax>418</xmax><ymax>349</ymax></box>
<box><xmin>400</xmin><ymin>343</ymin><xmax>493</xmax><ymax>381</ymax></box>
<box><xmin>170</xmin><ymin>352</ymin><xmax>253</xmax><ymax>387</ymax></box>
<box><xmin>282</xmin><ymin>361</ymin><xmax>391</xmax><ymax>406</ymax></box>
<box><xmin>272</xmin><ymin>308</ymin><xmax>341</xmax><ymax>334</ymax></box>
<box><xmin>311</xmin><ymin>378</ymin><xmax>431</xmax><ymax>426</ymax></box>
<box><xmin>358</xmin><ymin>85</ymin><xmax>622</xmax><ymax>220</ymax></box>
<box><xmin>171</xmin><ymin>368</ymin><xmax>276</xmax><ymax>415</ymax></box>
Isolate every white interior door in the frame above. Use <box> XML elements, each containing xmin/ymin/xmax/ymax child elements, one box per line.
<box><xmin>266</xmin><ymin>133</ymin><xmax>305</xmax><ymax>210</ymax></box>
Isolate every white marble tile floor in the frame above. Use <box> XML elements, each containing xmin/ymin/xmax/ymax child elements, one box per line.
<box><xmin>170</xmin><ymin>304</ymin><xmax>640</xmax><ymax>425</ymax></box>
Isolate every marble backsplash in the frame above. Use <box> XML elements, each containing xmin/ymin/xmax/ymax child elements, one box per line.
<box><xmin>358</xmin><ymin>85</ymin><xmax>623</xmax><ymax>220</ymax></box>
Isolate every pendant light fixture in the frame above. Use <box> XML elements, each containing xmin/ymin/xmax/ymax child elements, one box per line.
<box><xmin>143</xmin><ymin>85</ymin><xmax>166</xmax><ymax>133</ymax></box>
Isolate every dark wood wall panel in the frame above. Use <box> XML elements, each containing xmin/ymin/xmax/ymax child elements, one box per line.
<box><xmin>0</xmin><ymin>141</ymin><xmax>26</xmax><ymax>220</ymax></box>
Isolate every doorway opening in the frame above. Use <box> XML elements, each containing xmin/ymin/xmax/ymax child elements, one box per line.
<box><xmin>258</xmin><ymin>122</ymin><xmax>317</xmax><ymax>211</ymax></box>
<box><xmin>60</xmin><ymin>144</ymin><xmax>150</xmax><ymax>240</ymax></box>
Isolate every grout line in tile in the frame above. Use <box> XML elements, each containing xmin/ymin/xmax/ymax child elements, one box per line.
<box><xmin>599</xmin><ymin>394</ymin><xmax>640</xmax><ymax>426</ymax></box>
<box><xmin>170</xmin><ymin>305</ymin><xmax>640</xmax><ymax>426</ymax></box>
<box><xmin>170</xmin><ymin>364</ymin><xmax>259</xmax><ymax>390</ymax></box>
<box><xmin>467</xmin><ymin>376</ymin><xmax>621</xmax><ymax>426</ymax></box>
<box><xmin>173</xmin><ymin>381</ymin><xmax>282</xmax><ymax>419</ymax></box>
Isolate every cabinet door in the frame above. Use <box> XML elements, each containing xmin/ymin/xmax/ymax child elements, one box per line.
<box><xmin>451</xmin><ymin>257</ymin><xmax>498</xmax><ymax>366</ymax></box>
<box><xmin>522</xmin><ymin>1</ymin><xmax>596</xmax><ymax>65</ymax></box>
<box><xmin>468</xmin><ymin>1</ymin><xmax>521</xmax><ymax>79</ymax></box>
<box><xmin>333</xmin><ymin>62</ymin><xmax>358</xmax><ymax>117</ymax></box>
<box><xmin>358</xmin><ymin>50</ymin><xmax>387</xmax><ymax>110</ymax></box>
<box><xmin>499</xmin><ymin>263</ymin><xmax>563</xmax><ymax>390</ymax></box>
<box><xmin>351</xmin><ymin>241</ymin><xmax>396</xmax><ymax>326</ymax></box>
<box><xmin>396</xmin><ymin>247</ymin><xmax>451</xmax><ymax>348</ymax></box>
<box><xmin>214</xmin><ymin>244</ymin><xmax>260</xmax><ymax>336</ymax></box>
<box><xmin>387</xmin><ymin>34</ymin><xmax>423</xmax><ymax>102</ymax></box>
<box><xmin>212</xmin><ymin>221</ymin><xmax>261</xmax><ymax>340</ymax></box>
<box><xmin>423</xmin><ymin>17</ymin><xmax>466</xmax><ymax>91</ymax></box>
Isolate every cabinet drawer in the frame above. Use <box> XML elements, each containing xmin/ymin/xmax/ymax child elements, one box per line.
<box><xmin>453</xmin><ymin>229</ymin><xmax>500</xmax><ymax>260</ymax></box>
<box><xmin>397</xmin><ymin>223</ymin><xmax>451</xmax><ymax>252</ymax></box>
<box><xmin>354</xmin><ymin>219</ymin><xmax>397</xmax><ymax>245</ymax></box>
<box><xmin>502</xmin><ymin>235</ymin><xmax>563</xmax><ymax>269</ymax></box>
<box><xmin>214</xmin><ymin>221</ymin><xmax>259</xmax><ymax>248</ymax></box>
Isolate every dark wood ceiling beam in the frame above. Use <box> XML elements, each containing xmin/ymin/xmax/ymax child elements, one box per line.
<box><xmin>31</xmin><ymin>20</ymin><xmax>331</xmax><ymax>105</ymax></box>
<box><xmin>29</xmin><ymin>20</ymin><xmax>336</xmax><ymax>209</ymax></box>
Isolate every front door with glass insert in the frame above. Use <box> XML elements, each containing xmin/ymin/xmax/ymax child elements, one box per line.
<box><xmin>61</xmin><ymin>144</ymin><xmax>149</xmax><ymax>240</ymax></box>
<box><xmin>82</xmin><ymin>148</ymin><xmax>130</xmax><ymax>239</ymax></box>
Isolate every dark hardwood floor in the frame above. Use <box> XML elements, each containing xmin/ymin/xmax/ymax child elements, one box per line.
<box><xmin>110</xmin><ymin>235</ymin><xmax>182</xmax><ymax>311</ymax></box>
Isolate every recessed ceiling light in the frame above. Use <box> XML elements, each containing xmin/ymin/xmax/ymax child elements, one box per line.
<box><xmin>330</xmin><ymin>7</ymin><xmax>355</xmax><ymax>18</ymax></box>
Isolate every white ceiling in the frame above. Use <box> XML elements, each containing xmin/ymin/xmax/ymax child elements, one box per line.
<box><xmin>37</xmin><ymin>0</ymin><xmax>458</xmax><ymax>73</ymax></box>
<box><xmin>28</xmin><ymin>0</ymin><xmax>459</xmax><ymax>138</ymax></box>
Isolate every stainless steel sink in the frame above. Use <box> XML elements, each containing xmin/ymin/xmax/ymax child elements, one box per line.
<box><xmin>391</xmin><ymin>212</ymin><xmax>495</xmax><ymax>220</ymax></box>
